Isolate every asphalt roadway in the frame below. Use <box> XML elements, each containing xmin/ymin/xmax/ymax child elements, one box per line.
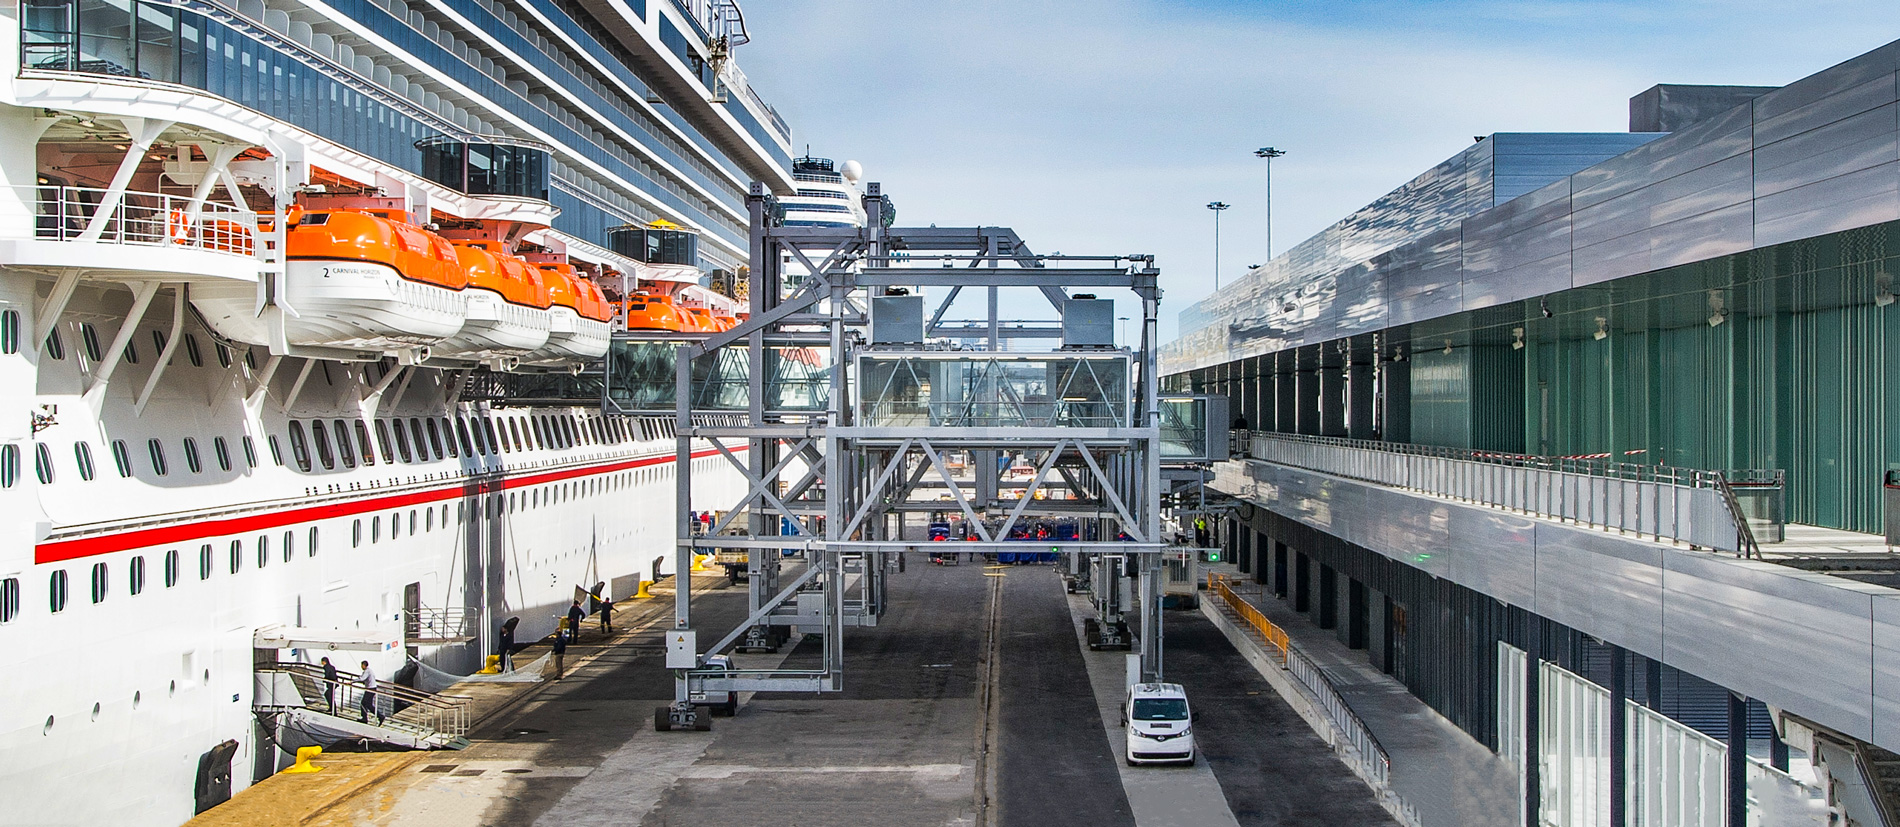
<box><xmin>345</xmin><ymin>560</ymin><xmax>1399</xmax><ymax>827</ymax></box>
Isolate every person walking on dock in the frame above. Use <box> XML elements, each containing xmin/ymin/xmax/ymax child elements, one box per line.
<box><xmin>550</xmin><ymin>630</ymin><xmax>567</xmax><ymax>680</ymax></box>
<box><xmin>321</xmin><ymin>657</ymin><xmax>338</xmax><ymax>713</ymax></box>
<box><xmin>598</xmin><ymin>595</ymin><xmax>614</xmax><ymax>635</ymax></box>
<box><xmin>497</xmin><ymin>618</ymin><xmax>516</xmax><ymax>672</ymax></box>
<box><xmin>358</xmin><ymin>661</ymin><xmax>382</xmax><ymax>725</ymax></box>
<box><xmin>567</xmin><ymin>600</ymin><xmax>585</xmax><ymax>644</ymax></box>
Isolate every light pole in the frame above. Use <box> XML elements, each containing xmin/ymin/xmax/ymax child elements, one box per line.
<box><xmin>1206</xmin><ymin>201</ymin><xmax>1231</xmax><ymax>289</ymax></box>
<box><xmin>1118</xmin><ymin>315</ymin><xmax>1130</xmax><ymax>347</ymax></box>
<box><xmin>1254</xmin><ymin>147</ymin><xmax>1285</xmax><ymax>261</ymax></box>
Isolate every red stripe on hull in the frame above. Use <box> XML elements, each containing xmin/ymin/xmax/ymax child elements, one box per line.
<box><xmin>33</xmin><ymin>447</ymin><xmax>734</xmax><ymax>564</ymax></box>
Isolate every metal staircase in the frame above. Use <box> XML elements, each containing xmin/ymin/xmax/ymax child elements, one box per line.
<box><xmin>255</xmin><ymin>662</ymin><xmax>470</xmax><ymax>750</ymax></box>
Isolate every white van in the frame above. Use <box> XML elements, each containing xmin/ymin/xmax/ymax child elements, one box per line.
<box><xmin>1123</xmin><ymin>682</ymin><xmax>1198</xmax><ymax>765</ymax></box>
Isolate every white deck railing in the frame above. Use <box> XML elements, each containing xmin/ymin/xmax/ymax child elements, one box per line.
<box><xmin>10</xmin><ymin>185</ymin><xmax>258</xmax><ymax>254</ymax></box>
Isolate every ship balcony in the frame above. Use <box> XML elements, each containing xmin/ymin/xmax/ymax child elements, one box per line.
<box><xmin>0</xmin><ymin>184</ymin><xmax>265</xmax><ymax>282</ymax></box>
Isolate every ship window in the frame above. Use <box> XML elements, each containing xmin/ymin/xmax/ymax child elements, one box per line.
<box><xmin>1</xmin><ymin>444</ymin><xmax>19</xmax><ymax>488</ymax></box>
<box><xmin>129</xmin><ymin>556</ymin><xmax>145</xmax><ymax>596</ymax></box>
<box><xmin>0</xmin><ymin>578</ymin><xmax>16</xmax><ymax>623</ymax></box>
<box><xmin>146</xmin><ymin>439</ymin><xmax>168</xmax><ymax>476</ymax></box>
<box><xmin>49</xmin><ymin>570</ymin><xmax>67</xmax><ymax>613</ymax></box>
<box><xmin>425</xmin><ymin>418</ymin><xmax>444</xmax><ymax>458</ymax></box>
<box><xmin>73</xmin><ymin>442</ymin><xmax>94</xmax><ymax>481</ymax></box>
<box><xmin>436</xmin><ymin>418</ymin><xmax>455</xmax><ymax>457</ymax></box>
<box><xmin>374</xmin><ymin>420</ymin><xmax>394</xmax><ymax>463</ymax></box>
<box><xmin>215</xmin><ymin>343</ymin><xmax>231</xmax><ymax>369</ymax></box>
<box><xmin>353</xmin><ymin>519</ymin><xmax>362</xmax><ymax>548</ymax></box>
<box><xmin>43</xmin><ymin>329</ymin><xmax>64</xmax><ymax>360</ymax></box>
<box><xmin>482</xmin><ymin>419</ymin><xmax>499</xmax><ymax>454</ymax></box>
<box><xmin>35</xmin><ymin>442</ymin><xmax>54</xmax><ymax>484</ymax></box>
<box><xmin>242</xmin><ymin>435</ymin><xmax>257</xmax><ymax>468</ymax></box>
<box><xmin>308</xmin><ymin>527</ymin><xmax>318</xmax><ymax>557</ymax></box>
<box><xmin>392</xmin><ymin>420</ymin><xmax>413</xmax><ymax>462</ymax></box>
<box><xmin>408</xmin><ymin>510</ymin><xmax>417</xmax><ymax>535</ymax></box>
<box><xmin>333</xmin><ymin>421</ymin><xmax>355</xmax><ymax>468</ymax></box>
<box><xmin>256</xmin><ymin>535</ymin><xmax>267</xmax><ymax>569</ymax></box>
<box><xmin>212</xmin><ymin>437</ymin><xmax>230</xmax><ymax>471</ymax></box>
<box><xmin>182</xmin><ymin>438</ymin><xmax>201</xmax><ymax>474</ymax></box>
<box><xmin>425</xmin><ymin>507</ymin><xmax>433</xmax><ymax>532</ymax></box>
<box><xmin>164</xmin><ymin>550</ymin><xmax>178</xmax><ymax>588</ymax></box>
<box><xmin>354</xmin><ymin>421</ymin><xmax>376</xmax><ymax>466</ymax></box>
<box><xmin>371</xmin><ymin>516</ymin><xmax>381</xmax><ymax>543</ymax></box>
<box><xmin>283</xmin><ymin>530</ymin><xmax>293</xmax><ymax>562</ymax></box>
<box><xmin>90</xmin><ymin>562</ymin><xmax>107</xmax><ymax>603</ymax></box>
<box><xmin>0</xmin><ymin>309</ymin><xmax>17</xmax><ymax>353</ymax></box>
<box><xmin>246</xmin><ymin>350</ymin><xmax>256</xmax><ymax>370</ymax></box>
<box><xmin>410</xmin><ymin>418</ymin><xmax>432</xmax><ymax>460</ymax></box>
<box><xmin>183</xmin><ymin>334</ymin><xmax>202</xmax><ymax>367</ymax></box>
<box><xmin>198</xmin><ymin>545</ymin><xmax>212</xmax><ymax>580</ymax></box>
<box><xmin>287</xmin><ymin>422</ymin><xmax>312</xmax><ymax>472</ymax></box>
<box><xmin>229</xmin><ymin>540</ymin><xmax>241</xmax><ymax>574</ymax></box>
<box><xmin>454</xmin><ymin>418</ymin><xmax>473</xmax><ymax>457</ymax></box>
<box><xmin>308</xmin><ymin>421</ymin><xmax>334</xmax><ymax>470</ymax></box>
<box><xmin>508</xmin><ymin>420</ymin><xmax>523</xmax><ymax>452</ymax></box>
<box><xmin>531</xmin><ymin>417</ymin><xmax>547</xmax><ymax>448</ymax></box>
<box><xmin>267</xmin><ymin>435</ymin><xmax>282</xmax><ymax>467</ymax></box>
<box><xmin>391</xmin><ymin>510</ymin><xmax>402</xmax><ymax>539</ymax></box>
<box><xmin>80</xmin><ymin>323</ymin><xmax>101</xmax><ymax>363</ymax></box>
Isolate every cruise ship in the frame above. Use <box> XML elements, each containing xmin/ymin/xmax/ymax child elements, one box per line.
<box><xmin>0</xmin><ymin>0</ymin><xmax>802</xmax><ymax>823</ymax></box>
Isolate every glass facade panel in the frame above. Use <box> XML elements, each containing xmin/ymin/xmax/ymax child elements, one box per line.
<box><xmin>856</xmin><ymin>354</ymin><xmax>1130</xmax><ymax>428</ymax></box>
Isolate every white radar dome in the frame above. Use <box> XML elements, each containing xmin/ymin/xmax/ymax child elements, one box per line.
<box><xmin>841</xmin><ymin>160</ymin><xmax>863</xmax><ymax>183</ymax></box>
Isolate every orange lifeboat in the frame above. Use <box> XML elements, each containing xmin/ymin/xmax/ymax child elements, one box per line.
<box><xmin>622</xmin><ymin>291</ymin><xmax>684</xmax><ymax>332</ymax></box>
<box><xmin>680</xmin><ymin>305</ymin><xmax>718</xmax><ymax>333</ymax></box>
<box><xmin>427</xmin><ymin>240</ymin><xmax>555</xmax><ymax>365</ymax></box>
<box><xmin>709</xmin><ymin>308</ymin><xmax>739</xmax><ymax>331</ymax></box>
<box><xmin>192</xmin><ymin>197</ymin><xmax>471</xmax><ymax>353</ymax></box>
<box><xmin>523</xmin><ymin>256</ymin><xmax>611</xmax><ymax>363</ymax></box>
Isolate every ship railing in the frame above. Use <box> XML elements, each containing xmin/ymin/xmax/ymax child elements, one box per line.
<box><xmin>6</xmin><ymin>184</ymin><xmax>259</xmax><ymax>254</ymax></box>
<box><xmin>256</xmin><ymin>661</ymin><xmax>470</xmax><ymax>740</ymax></box>
<box><xmin>1246</xmin><ymin>432</ymin><xmax>1773</xmax><ymax>558</ymax></box>
<box><xmin>409</xmin><ymin>606</ymin><xmax>478</xmax><ymax>644</ymax></box>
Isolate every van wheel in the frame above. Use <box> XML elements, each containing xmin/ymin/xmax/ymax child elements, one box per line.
<box><xmin>1125</xmin><ymin>756</ymin><xmax>1137</xmax><ymax>767</ymax></box>
<box><xmin>723</xmin><ymin>698</ymin><xmax>738</xmax><ymax>717</ymax></box>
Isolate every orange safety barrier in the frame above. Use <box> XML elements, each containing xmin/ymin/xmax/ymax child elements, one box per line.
<box><xmin>1207</xmin><ymin>572</ymin><xmax>1290</xmax><ymax>664</ymax></box>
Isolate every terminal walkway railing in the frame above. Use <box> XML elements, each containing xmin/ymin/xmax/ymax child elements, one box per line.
<box><xmin>1209</xmin><ymin>573</ymin><xmax>1393</xmax><ymax>792</ymax></box>
<box><xmin>1247</xmin><ymin>432</ymin><xmax>1766</xmax><ymax>557</ymax></box>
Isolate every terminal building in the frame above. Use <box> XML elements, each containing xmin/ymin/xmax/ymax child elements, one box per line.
<box><xmin>1165</xmin><ymin>39</ymin><xmax>1900</xmax><ymax>826</ymax></box>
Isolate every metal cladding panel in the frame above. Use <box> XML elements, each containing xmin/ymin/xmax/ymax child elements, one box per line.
<box><xmin>1530</xmin><ymin>524</ymin><xmax>1665</xmax><ymax>660</ymax></box>
<box><xmin>1756</xmin><ymin>160</ymin><xmax>1900</xmax><ymax>248</ymax></box>
<box><xmin>1389</xmin><ymin>283</ymin><xmax>1464</xmax><ymax>329</ymax></box>
<box><xmin>1569</xmin><ymin>105</ymin><xmax>1755</xmax><ymax>211</ymax></box>
<box><xmin>1445</xmin><ymin>508</ymin><xmax>1537</xmax><ymax>609</ymax></box>
<box><xmin>1750</xmin><ymin>44</ymin><xmax>1900</xmax><ymax>146</ymax></box>
<box><xmin>1569</xmin><ymin>152</ymin><xmax>1755</xmax><ymax>252</ymax></box>
<box><xmin>1383</xmin><ymin>226</ymin><xmax>1465</xmax><ymax>299</ymax></box>
<box><xmin>1752</xmin><ymin>102</ymin><xmax>1899</xmax><ymax>199</ymax></box>
<box><xmin>1571</xmin><ymin>202</ymin><xmax>1756</xmax><ymax>289</ymax></box>
<box><xmin>1659</xmin><ymin>552</ymin><xmax>1878</xmax><ymax>742</ymax></box>
<box><xmin>1874</xmin><ymin>594</ymin><xmax>1900</xmax><ymax>748</ymax></box>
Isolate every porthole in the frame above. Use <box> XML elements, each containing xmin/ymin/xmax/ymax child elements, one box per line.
<box><xmin>0</xmin><ymin>444</ymin><xmax>17</xmax><ymax>488</ymax></box>
<box><xmin>42</xmin><ymin>715</ymin><xmax>53</xmax><ymax>736</ymax></box>
<box><xmin>352</xmin><ymin>519</ymin><xmax>362</xmax><ymax>548</ymax></box>
<box><xmin>427</xmin><ymin>418</ymin><xmax>447</xmax><ymax>458</ymax></box>
<box><xmin>288</xmin><ymin>421</ymin><xmax>313</xmax><ymax>472</ymax></box>
<box><xmin>34</xmin><ymin>442</ymin><xmax>53</xmax><ymax>484</ymax></box>
<box><xmin>149</xmin><ymin>329</ymin><xmax>168</xmax><ymax>361</ymax></box>
<box><xmin>129</xmin><ymin>556</ymin><xmax>145</xmax><ymax>596</ymax></box>
<box><xmin>132</xmin><ymin>691</ymin><xmax>141</xmax><ymax>710</ymax></box>
<box><xmin>392</xmin><ymin>421</ymin><xmax>412</xmax><ymax>463</ymax></box>
<box><xmin>410</xmin><ymin>418</ymin><xmax>432</xmax><ymax>460</ymax></box>
<box><xmin>256</xmin><ymin>535</ymin><xmax>268</xmax><ymax>569</ymax></box>
<box><xmin>74</xmin><ymin>442</ymin><xmax>94</xmax><ymax>481</ymax></box>
<box><xmin>213</xmin><ymin>437</ymin><xmax>231</xmax><ymax>472</ymax></box>
<box><xmin>242</xmin><ymin>436</ymin><xmax>258</xmax><ymax>468</ymax></box>
<box><xmin>308</xmin><ymin>527</ymin><xmax>318</xmax><ymax>557</ymax></box>
<box><xmin>408</xmin><ymin>509</ymin><xmax>417</xmax><ymax>535</ymax></box>
<box><xmin>333</xmin><ymin>421</ymin><xmax>355</xmax><ymax>468</ymax></box>
<box><xmin>146</xmin><ymin>439</ymin><xmax>168</xmax><ymax>476</ymax></box>
<box><xmin>169</xmin><ymin>680</ymin><xmax>176</xmax><ymax>697</ymax></box>
<box><xmin>371</xmin><ymin>516</ymin><xmax>380</xmax><ymax>543</ymax></box>
<box><xmin>214</xmin><ymin>343</ymin><xmax>230</xmax><ymax>368</ymax></box>
<box><xmin>111</xmin><ymin>440</ymin><xmax>131</xmax><ymax>477</ymax></box>
<box><xmin>454</xmin><ymin>418</ymin><xmax>473</xmax><ymax>456</ymax></box>
<box><xmin>0</xmin><ymin>308</ymin><xmax>17</xmax><ymax>354</ymax></box>
<box><xmin>267</xmin><ymin>435</ymin><xmax>283</xmax><ymax>467</ymax></box>
<box><xmin>49</xmin><ymin>569</ymin><xmax>67</xmax><ymax>613</ymax></box>
<box><xmin>310</xmin><ymin>421</ymin><xmax>335</xmax><ymax>470</ymax></box>
<box><xmin>43</xmin><ymin>328</ymin><xmax>64</xmax><ymax>360</ymax></box>
<box><xmin>283</xmin><ymin>530</ymin><xmax>293</xmax><ymax>563</ymax></box>
<box><xmin>391</xmin><ymin>511</ymin><xmax>402</xmax><ymax>539</ymax></box>
<box><xmin>0</xmin><ymin>577</ymin><xmax>19</xmax><ymax>623</ymax></box>
<box><xmin>183</xmin><ymin>334</ymin><xmax>202</xmax><ymax>367</ymax></box>
<box><xmin>374</xmin><ymin>420</ymin><xmax>394</xmax><ymax>463</ymax></box>
<box><xmin>88</xmin><ymin>562</ymin><xmax>106</xmax><ymax>604</ymax></box>
<box><xmin>425</xmin><ymin>508</ymin><xmax>434</xmax><ymax>532</ymax></box>
<box><xmin>198</xmin><ymin>545</ymin><xmax>212</xmax><ymax>580</ymax></box>
<box><xmin>182</xmin><ymin>438</ymin><xmax>202</xmax><ymax>474</ymax></box>
<box><xmin>90</xmin><ymin>702</ymin><xmax>100</xmax><ymax>722</ymax></box>
<box><xmin>228</xmin><ymin>540</ymin><xmax>240</xmax><ymax>574</ymax></box>
<box><xmin>79</xmin><ymin>322</ymin><xmax>101</xmax><ymax>362</ymax></box>
<box><xmin>164</xmin><ymin>550</ymin><xmax>179</xmax><ymax>587</ymax></box>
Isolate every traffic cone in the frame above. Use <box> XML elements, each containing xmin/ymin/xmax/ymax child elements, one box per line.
<box><xmin>283</xmin><ymin>746</ymin><xmax>323</xmax><ymax>774</ymax></box>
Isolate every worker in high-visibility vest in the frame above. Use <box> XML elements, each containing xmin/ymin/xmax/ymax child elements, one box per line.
<box><xmin>1194</xmin><ymin>516</ymin><xmax>1209</xmax><ymax>548</ymax></box>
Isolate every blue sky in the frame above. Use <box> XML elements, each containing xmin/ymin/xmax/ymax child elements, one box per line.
<box><xmin>736</xmin><ymin>1</ymin><xmax>1900</xmax><ymax>341</ymax></box>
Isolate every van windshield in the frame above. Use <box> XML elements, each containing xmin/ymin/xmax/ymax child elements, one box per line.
<box><xmin>1132</xmin><ymin>698</ymin><xmax>1189</xmax><ymax>721</ymax></box>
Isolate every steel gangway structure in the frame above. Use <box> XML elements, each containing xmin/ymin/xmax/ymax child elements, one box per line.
<box><xmin>628</xmin><ymin>180</ymin><xmax>1222</xmax><ymax>731</ymax></box>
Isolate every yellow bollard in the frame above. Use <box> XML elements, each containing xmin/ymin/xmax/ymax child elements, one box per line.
<box><xmin>477</xmin><ymin>654</ymin><xmax>501</xmax><ymax>675</ymax></box>
<box><xmin>634</xmin><ymin>580</ymin><xmax>654</xmax><ymax>599</ymax></box>
<box><xmin>283</xmin><ymin>746</ymin><xmax>323</xmax><ymax>774</ymax></box>
<box><xmin>690</xmin><ymin>555</ymin><xmax>708</xmax><ymax>572</ymax></box>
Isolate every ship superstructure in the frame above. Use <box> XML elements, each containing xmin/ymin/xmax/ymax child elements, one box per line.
<box><xmin>0</xmin><ymin>0</ymin><xmax>790</xmax><ymax>822</ymax></box>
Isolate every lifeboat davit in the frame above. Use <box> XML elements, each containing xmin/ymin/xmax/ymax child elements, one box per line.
<box><xmin>523</xmin><ymin>257</ymin><xmax>611</xmax><ymax>363</ymax></box>
<box><xmin>192</xmin><ymin>199</ymin><xmax>470</xmax><ymax>353</ymax></box>
<box><xmin>429</xmin><ymin>240</ymin><xmax>554</xmax><ymax>366</ymax></box>
<box><xmin>623</xmin><ymin>291</ymin><xmax>684</xmax><ymax>332</ymax></box>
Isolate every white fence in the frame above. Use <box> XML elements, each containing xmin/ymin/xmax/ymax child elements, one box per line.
<box><xmin>1540</xmin><ymin>662</ymin><xmax>1612</xmax><ymax>827</ymax></box>
<box><xmin>1252</xmin><ymin>432</ymin><xmax>1753</xmax><ymax>555</ymax></box>
<box><xmin>9</xmin><ymin>185</ymin><xmax>258</xmax><ymax>253</ymax></box>
<box><xmin>1627</xmin><ymin>703</ymin><xmax>1725</xmax><ymax>827</ymax></box>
